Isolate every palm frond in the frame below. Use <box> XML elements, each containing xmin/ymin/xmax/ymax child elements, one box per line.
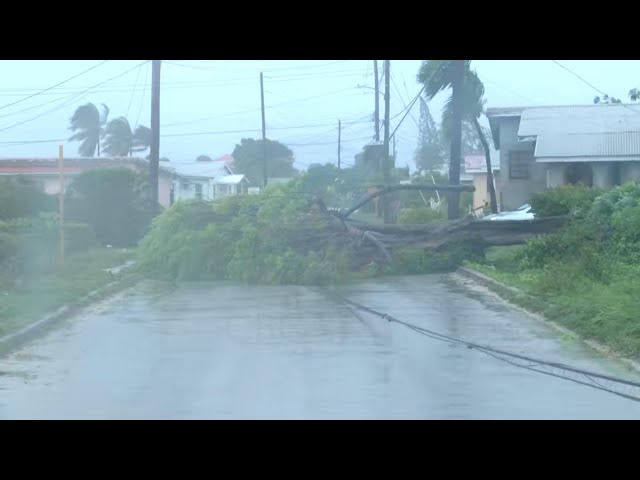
<box><xmin>102</xmin><ymin>117</ymin><xmax>133</xmax><ymax>156</ymax></box>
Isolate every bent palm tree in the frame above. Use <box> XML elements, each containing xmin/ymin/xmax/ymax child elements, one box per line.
<box><xmin>131</xmin><ymin>126</ymin><xmax>152</xmax><ymax>155</ymax></box>
<box><xmin>418</xmin><ymin>60</ymin><xmax>467</xmax><ymax>219</ymax></box>
<box><xmin>418</xmin><ymin>60</ymin><xmax>498</xmax><ymax>215</ymax></box>
<box><xmin>68</xmin><ymin>103</ymin><xmax>109</xmax><ymax>156</ymax></box>
<box><xmin>102</xmin><ymin>117</ymin><xmax>133</xmax><ymax>157</ymax></box>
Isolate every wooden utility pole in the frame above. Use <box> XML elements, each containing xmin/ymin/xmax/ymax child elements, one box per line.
<box><xmin>448</xmin><ymin>60</ymin><xmax>465</xmax><ymax>220</ymax></box>
<box><xmin>260</xmin><ymin>72</ymin><xmax>267</xmax><ymax>188</ymax></box>
<box><xmin>58</xmin><ymin>145</ymin><xmax>65</xmax><ymax>268</ymax></box>
<box><xmin>382</xmin><ymin>60</ymin><xmax>391</xmax><ymax>224</ymax></box>
<box><xmin>373</xmin><ymin>60</ymin><xmax>380</xmax><ymax>142</ymax></box>
<box><xmin>338</xmin><ymin>119</ymin><xmax>341</xmax><ymax>169</ymax></box>
<box><xmin>150</xmin><ymin>60</ymin><xmax>161</xmax><ymax>208</ymax></box>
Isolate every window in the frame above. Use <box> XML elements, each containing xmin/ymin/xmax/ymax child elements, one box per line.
<box><xmin>509</xmin><ymin>151</ymin><xmax>531</xmax><ymax>179</ymax></box>
<box><xmin>195</xmin><ymin>183</ymin><xmax>202</xmax><ymax>200</ymax></box>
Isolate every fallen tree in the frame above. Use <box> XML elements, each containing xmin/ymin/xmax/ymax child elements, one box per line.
<box><xmin>137</xmin><ymin>182</ymin><xmax>569</xmax><ymax>284</ymax></box>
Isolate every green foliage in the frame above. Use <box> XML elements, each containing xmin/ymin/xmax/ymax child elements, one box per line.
<box><xmin>102</xmin><ymin>116</ymin><xmax>133</xmax><ymax>156</ymax></box>
<box><xmin>231</xmin><ymin>138</ymin><xmax>299</xmax><ymax>185</ymax></box>
<box><xmin>530</xmin><ymin>185</ymin><xmax>603</xmax><ymax>217</ymax></box>
<box><xmin>68</xmin><ymin>103</ymin><xmax>109</xmax><ymax>156</ymax></box>
<box><xmin>397</xmin><ymin>207</ymin><xmax>444</xmax><ymax>224</ymax></box>
<box><xmin>390</xmin><ymin>242</ymin><xmax>483</xmax><ymax>275</ymax></box>
<box><xmin>138</xmin><ymin>181</ymin><xmax>359</xmax><ymax>285</ymax></box>
<box><xmin>0</xmin><ymin>177</ymin><xmax>57</xmax><ymax>220</ymax></box>
<box><xmin>476</xmin><ymin>183</ymin><xmax>640</xmax><ymax>356</ymax></box>
<box><xmin>65</xmin><ymin>167</ymin><xmax>155</xmax><ymax>247</ymax></box>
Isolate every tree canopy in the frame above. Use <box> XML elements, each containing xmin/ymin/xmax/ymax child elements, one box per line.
<box><xmin>231</xmin><ymin>138</ymin><xmax>299</xmax><ymax>185</ymax></box>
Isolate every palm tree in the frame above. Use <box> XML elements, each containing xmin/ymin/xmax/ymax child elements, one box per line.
<box><xmin>102</xmin><ymin>117</ymin><xmax>133</xmax><ymax>157</ymax></box>
<box><xmin>69</xmin><ymin>103</ymin><xmax>109</xmax><ymax>157</ymax></box>
<box><xmin>418</xmin><ymin>60</ymin><xmax>498</xmax><ymax>215</ymax></box>
<box><xmin>131</xmin><ymin>126</ymin><xmax>152</xmax><ymax>155</ymax></box>
<box><xmin>418</xmin><ymin>60</ymin><xmax>467</xmax><ymax>219</ymax></box>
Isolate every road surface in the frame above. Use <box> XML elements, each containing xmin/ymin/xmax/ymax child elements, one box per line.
<box><xmin>1</xmin><ymin>274</ymin><xmax>640</xmax><ymax>419</ymax></box>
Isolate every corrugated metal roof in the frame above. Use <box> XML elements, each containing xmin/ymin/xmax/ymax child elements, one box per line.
<box><xmin>215</xmin><ymin>174</ymin><xmax>248</xmax><ymax>185</ymax></box>
<box><xmin>167</xmin><ymin>162</ymin><xmax>232</xmax><ymax>179</ymax></box>
<box><xmin>464</xmin><ymin>150</ymin><xmax>500</xmax><ymax>173</ymax></box>
<box><xmin>535</xmin><ymin>131</ymin><xmax>640</xmax><ymax>158</ymax></box>
<box><xmin>492</xmin><ymin>103</ymin><xmax>640</xmax><ymax>161</ymax></box>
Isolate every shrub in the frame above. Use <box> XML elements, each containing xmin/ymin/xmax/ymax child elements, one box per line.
<box><xmin>530</xmin><ymin>185</ymin><xmax>603</xmax><ymax>218</ymax></box>
<box><xmin>0</xmin><ymin>177</ymin><xmax>57</xmax><ymax>220</ymax></box>
<box><xmin>397</xmin><ymin>207</ymin><xmax>444</xmax><ymax>224</ymax></box>
<box><xmin>65</xmin><ymin>167</ymin><xmax>156</xmax><ymax>247</ymax></box>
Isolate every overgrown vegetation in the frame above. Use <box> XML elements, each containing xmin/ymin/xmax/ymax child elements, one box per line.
<box><xmin>65</xmin><ymin>167</ymin><xmax>156</xmax><ymax>247</ymax></box>
<box><xmin>469</xmin><ymin>183</ymin><xmax>640</xmax><ymax>357</ymax></box>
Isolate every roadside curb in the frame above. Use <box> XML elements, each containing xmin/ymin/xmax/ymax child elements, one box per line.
<box><xmin>454</xmin><ymin>266</ymin><xmax>640</xmax><ymax>375</ymax></box>
<box><xmin>0</xmin><ymin>266</ymin><xmax>140</xmax><ymax>356</ymax></box>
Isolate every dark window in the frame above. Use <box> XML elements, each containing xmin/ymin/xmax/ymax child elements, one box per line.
<box><xmin>509</xmin><ymin>151</ymin><xmax>531</xmax><ymax>179</ymax></box>
<box><xmin>195</xmin><ymin>184</ymin><xmax>202</xmax><ymax>200</ymax></box>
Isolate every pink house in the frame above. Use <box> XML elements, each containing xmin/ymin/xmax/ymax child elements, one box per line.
<box><xmin>0</xmin><ymin>157</ymin><xmax>174</xmax><ymax>209</ymax></box>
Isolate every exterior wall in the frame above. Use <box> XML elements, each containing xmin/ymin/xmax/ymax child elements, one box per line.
<box><xmin>592</xmin><ymin>163</ymin><xmax>614</xmax><ymax>189</ymax></box>
<box><xmin>498</xmin><ymin>117</ymin><xmax>546</xmax><ymax>210</ymax></box>
<box><xmin>545</xmin><ymin>163</ymin><xmax>565</xmax><ymax>188</ymax></box>
<box><xmin>158</xmin><ymin>173</ymin><xmax>172</xmax><ymax>209</ymax></box>
<box><xmin>472</xmin><ymin>172</ymin><xmax>501</xmax><ymax>210</ymax></box>
<box><xmin>621</xmin><ymin>162</ymin><xmax>640</xmax><ymax>184</ymax></box>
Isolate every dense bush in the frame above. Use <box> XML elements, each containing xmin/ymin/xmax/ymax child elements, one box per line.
<box><xmin>390</xmin><ymin>242</ymin><xmax>483</xmax><ymax>275</ymax></box>
<box><xmin>0</xmin><ymin>177</ymin><xmax>56</xmax><ymax>220</ymax></box>
<box><xmin>397</xmin><ymin>207</ymin><xmax>444</xmax><ymax>224</ymax></box>
<box><xmin>65</xmin><ymin>167</ymin><xmax>156</xmax><ymax>247</ymax></box>
<box><xmin>530</xmin><ymin>185</ymin><xmax>604</xmax><ymax>217</ymax></box>
<box><xmin>137</xmin><ymin>183</ymin><xmax>352</xmax><ymax>285</ymax></box>
<box><xmin>0</xmin><ymin>214</ymin><xmax>96</xmax><ymax>289</ymax></box>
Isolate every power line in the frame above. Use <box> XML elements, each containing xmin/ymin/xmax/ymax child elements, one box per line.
<box><xmin>125</xmin><ymin>63</ymin><xmax>144</xmax><ymax>118</ymax></box>
<box><xmin>164</xmin><ymin>60</ymin><xmax>352</xmax><ymax>73</ymax></box>
<box><xmin>0</xmin><ymin>61</ymin><xmax>150</xmax><ymax>135</ymax></box>
<box><xmin>551</xmin><ymin>60</ymin><xmax>640</xmax><ymax>115</ymax></box>
<box><xmin>341</xmin><ymin>297</ymin><xmax>640</xmax><ymax>404</ymax></box>
<box><xmin>135</xmin><ymin>63</ymin><xmax>150</xmax><ymax>129</ymax></box>
<box><xmin>0</xmin><ymin>60</ymin><xmax>109</xmax><ymax>112</ymax></box>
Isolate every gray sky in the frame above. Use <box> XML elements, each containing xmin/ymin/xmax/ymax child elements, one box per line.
<box><xmin>0</xmin><ymin>60</ymin><xmax>638</xmax><ymax>171</ymax></box>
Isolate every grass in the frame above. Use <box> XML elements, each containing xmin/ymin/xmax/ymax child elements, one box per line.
<box><xmin>0</xmin><ymin>248</ymin><xmax>134</xmax><ymax>337</ymax></box>
<box><xmin>466</xmin><ymin>246</ymin><xmax>640</xmax><ymax>358</ymax></box>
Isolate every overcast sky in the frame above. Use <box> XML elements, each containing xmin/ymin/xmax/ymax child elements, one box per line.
<box><xmin>0</xmin><ymin>60</ymin><xmax>639</xmax><ymax>171</ymax></box>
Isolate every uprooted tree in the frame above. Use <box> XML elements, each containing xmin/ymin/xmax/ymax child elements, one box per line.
<box><xmin>137</xmin><ymin>180</ymin><xmax>567</xmax><ymax>284</ymax></box>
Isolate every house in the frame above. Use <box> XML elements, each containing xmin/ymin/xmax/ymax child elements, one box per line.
<box><xmin>464</xmin><ymin>151</ymin><xmax>500</xmax><ymax>211</ymax></box>
<box><xmin>164</xmin><ymin>160</ymin><xmax>249</xmax><ymax>203</ymax></box>
<box><xmin>487</xmin><ymin>103</ymin><xmax>640</xmax><ymax>211</ymax></box>
<box><xmin>0</xmin><ymin>156</ymin><xmax>174</xmax><ymax>209</ymax></box>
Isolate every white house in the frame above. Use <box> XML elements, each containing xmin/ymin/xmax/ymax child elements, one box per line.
<box><xmin>163</xmin><ymin>159</ymin><xmax>249</xmax><ymax>203</ymax></box>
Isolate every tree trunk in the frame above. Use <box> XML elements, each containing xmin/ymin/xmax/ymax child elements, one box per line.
<box><xmin>448</xmin><ymin>60</ymin><xmax>465</xmax><ymax>220</ymax></box>
<box><xmin>472</xmin><ymin>117</ymin><xmax>498</xmax><ymax>214</ymax></box>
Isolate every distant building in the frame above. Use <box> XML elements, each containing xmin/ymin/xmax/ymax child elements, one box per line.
<box><xmin>464</xmin><ymin>151</ymin><xmax>500</xmax><ymax>211</ymax></box>
<box><xmin>0</xmin><ymin>156</ymin><xmax>174</xmax><ymax>209</ymax></box>
<box><xmin>164</xmin><ymin>161</ymin><xmax>249</xmax><ymax>203</ymax></box>
<box><xmin>487</xmin><ymin>103</ymin><xmax>640</xmax><ymax>210</ymax></box>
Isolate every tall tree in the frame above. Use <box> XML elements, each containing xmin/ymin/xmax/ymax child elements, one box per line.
<box><xmin>102</xmin><ymin>117</ymin><xmax>133</xmax><ymax>157</ymax></box>
<box><xmin>414</xmin><ymin>97</ymin><xmax>444</xmax><ymax>173</ymax></box>
<box><xmin>231</xmin><ymin>138</ymin><xmax>299</xmax><ymax>185</ymax></box>
<box><xmin>441</xmin><ymin>69</ymin><xmax>497</xmax><ymax>214</ymax></box>
<box><xmin>68</xmin><ymin>103</ymin><xmax>109</xmax><ymax>156</ymax></box>
<box><xmin>418</xmin><ymin>60</ymin><xmax>467</xmax><ymax>219</ymax></box>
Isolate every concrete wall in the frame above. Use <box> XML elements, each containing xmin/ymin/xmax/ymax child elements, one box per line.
<box><xmin>498</xmin><ymin>117</ymin><xmax>545</xmax><ymax>210</ymax></box>
<box><xmin>472</xmin><ymin>172</ymin><xmax>501</xmax><ymax>210</ymax></box>
<box><xmin>621</xmin><ymin>162</ymin><xmax>640</xmax><ymax>184</ymax></box>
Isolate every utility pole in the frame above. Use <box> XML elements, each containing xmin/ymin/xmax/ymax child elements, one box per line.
<box><xmin>338</xmin><ymin>119</ymin><xmax>341</xmax><ymax>169</ymax></box>
<box><xmin>260</xmin><ymin>72</ymin><xmax>267</xmax><ymax>188</ymax></box>
<box><xmin>382</xmin><ymin>60</ymin><xmax>391</xmax><ymax>224</ymax></box>
<box><xmin>150</xmin><ymin>60</ymin><xmax>161</xmax><ymax>208</ymax></box>
<box><xmin>58</xmin><ymin>145</ymin><xmax>65</xmax><ymax>269</ymax></box>
<box><xmin>448</xmin><ymin>59</ymin><xmax>465</xmax><ymax>220</ymax></box>
<box><xmin>373</xmin><ymin>60</ymin><xmax>380</xmax><ymax>142</ymax></box>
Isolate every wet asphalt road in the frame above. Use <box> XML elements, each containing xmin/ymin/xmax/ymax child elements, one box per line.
<box><xmin>1</xmin><ymin>274</ymin><xmax>640</xmax><ymax>419</ymax></box>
